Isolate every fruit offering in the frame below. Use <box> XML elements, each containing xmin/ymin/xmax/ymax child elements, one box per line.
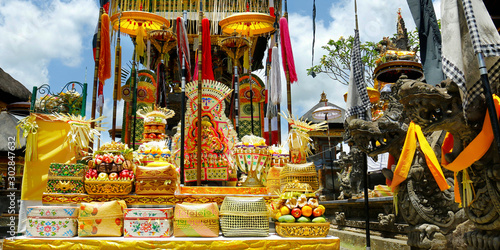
<box><xmin>137</xmin><ymin>106</ymin><xmax>174</xmax><ymax>143</ymax></box>
<box><xmin>137</xmin><ymin>141</ymin><xmax>172</xmax><ymax>164</ymax></box>
<box><xmin>85</xmin><ymin>169</ymin><xmax>134</xmax><ymax>181</ymax></box>
<box><xmin>271</xmin><ymin>181</ymin><xmax>326</xmax><ymax>224</ymax></box>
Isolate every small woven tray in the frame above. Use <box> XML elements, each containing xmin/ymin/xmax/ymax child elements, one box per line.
<box><xmin>84</xmin><ymin>180</ymin><xmax>133</xmax><ymax>195</ymax></box>
<box><xmin>275</xmin><ymin>222</ymin><xmax>330</xmax><ymax>238</ymax></box>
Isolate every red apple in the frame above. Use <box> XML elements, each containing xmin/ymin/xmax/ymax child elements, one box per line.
<box><xmin>119</xmin><ymin>170</ymin><xmax>129</xmax><ymax>179</ymax></box>
<box><xmin>109</xmin><ymin>172</ymin><xmax>118</xmax><ymax>180</ymax></box>
<box><xmin>291</xmin><ymin>208</ymin><xmax>302</xmax><ymax>218</ymax></box>
<box><xmin>150</xmin><ymin>133</ymin><xmax>157</xmax><ymax>139</ymax></box>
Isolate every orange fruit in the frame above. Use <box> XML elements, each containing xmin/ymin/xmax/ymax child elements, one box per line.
<box><xmin>301</xmin><ymin>205</ymin><xmax>313</xmax><ymax>217</ymax></box>
<box><xmin>280</xmin><ymin>206</ymin><xmax>290</xmax><ymax>215</ymax></box>
<box><xmin>313</xmin><ymin>207</ymin><xmax>324</xmax><ymax>217</ymax></box>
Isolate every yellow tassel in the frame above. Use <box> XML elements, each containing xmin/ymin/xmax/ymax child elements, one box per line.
<box><xmin>16</xmin><ymin>115</ymin><xmax>38</xmax><ymax>162</ymax></box>
<box><xmin>136</xmin><ymin>24</ymin><xmax>146</xmax><ymax>59</ymax></box>
<box><xmin>462</xmin><ymin>168</ymin><xmax>475</xmax><ymax>207</ymax></box>
<box><xmin>243</xmin><ymin>50</ymin><xmax>250</xmax><ymax>70</ymax></box>
<box><xmin>393</xmin><ymin>187</ymin><xmax>399</xmax><ymax>215</ymax></box>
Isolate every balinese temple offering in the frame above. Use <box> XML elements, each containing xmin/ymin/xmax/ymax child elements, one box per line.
<box><xmin>7</xmin><ymin>0</ymin><xmax>345</xmax><ymax>248</ymax></box>
<box><xmin>137</xmin><ymin>106</ymin><xmax>174</xmax><ymax>142</ymax></box>
<box><xmin>234</xmin><ymin>135</ymin><xmax>270</xmax><ymax>187</ymax></box>
<box><xmin>279</xmin><ymin>112</ymin><xmax>327</xmax><ymax>191</ymax></box>
<box><xmin>172</xmin><ymin>80</ymin><xmax>238</xmax><ymax>183</ymax></box>
<box><xmin>85</xmin><ymin>142</ymin><xmax>135</xmax><ymax>195</ymax></box>
<box><xmin>271</xmin><ymin>180</ymin><xmax>329</xmax><ymax>237</ymax></box>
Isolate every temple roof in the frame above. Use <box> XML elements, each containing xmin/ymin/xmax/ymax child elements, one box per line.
<box><xmin>0</xmin><ymin>68</ymin><xmax>31</xmax><ymax>104</ymax></box>
<box><xmin>300</xmin><ymin>92</ymin><xmax>345</xmax><ymax>125</ymax></box>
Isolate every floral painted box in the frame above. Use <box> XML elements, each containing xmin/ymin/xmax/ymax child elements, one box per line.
<box><xmin>26</xmin><ymin>206</ymin><xmax>78</xmax><ymax>237</ymax></box>
<box><xmin>124</xmin><ymin>208</ymin><xmax>174</xmax><ymax>238</ymax></box>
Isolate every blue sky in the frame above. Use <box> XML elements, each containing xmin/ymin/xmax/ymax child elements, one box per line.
<box><xmin>0</xmin><ymin>0</ymin><xmax>441</xmax><ymax>146</ymax></box>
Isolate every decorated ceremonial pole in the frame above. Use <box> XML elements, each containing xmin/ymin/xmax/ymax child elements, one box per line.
<box><xmin>197</xmin><ymin>0</ymin><xmax>203</xmax><ymax>186</ymax></box>
<box><xmin>112</xmin><ymin>12</ymin><xmax>122</xmax><ymax>141</ymax></box>
<box><xmin>355</xmin><ymin>1</ymin><xmax>371</xmax><ymax>247</ymax></box>
<box><xmin>179</xmin><ymin>11</ymin><xmax>188</xmax><ymax>184</ymax></box>
<box><xmin>283</xmin><ymin>0</ymin><xmax>292</xmax><ymax>131</ymax></box>
<box><xmin>90</xmin><ymin>7</ymin><xmax>104</xmax><ymax>149</ymax></box>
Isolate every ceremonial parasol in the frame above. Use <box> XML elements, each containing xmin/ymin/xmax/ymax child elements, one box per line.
<box><xmin>110</xmin><ymin>11</ymin><xmax>169</xmax><ymax>149</ymax></box>
<box><xmin>148</xmin><ymin>24</ymin><xmax>176</xmax><ymax>107</ymax></box>
<box><xmin>148</xmin><ymin>24</ymin><xmax>177</xmax><ymax>56</ymax></box>
<box><xmin>312</xmin><ymin>102</ymin><xmax>342</xmax><ymax>193</ymax></box>
<box><xmin>219</xmin><ymin>12</ymin><xmax>275</xmax><ymax>135</ymax></box>
<box><xmin>218</xmin><ymin>35</ymin><xmax>251</xmax><ymax>131</ymax></box>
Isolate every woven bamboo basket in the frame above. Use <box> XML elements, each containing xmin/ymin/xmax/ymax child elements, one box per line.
<box><xmin>219</xmin><ymin>196</ymin><xmax>269</xmax><ymax>237</ymax></box>
<box><xmin>266</xmin><ymin>166</ymin><xmax>282</xmax><ymax>195</ymax></box>
<box><xmin>275</xmin><ymin>222</ymin><xmax>330</xmax><ymax>237</ymax></box>
<box><xmin>280</xmin><ymin>162</ymin><xmax>319</xmax><ymax>191</ymax></box>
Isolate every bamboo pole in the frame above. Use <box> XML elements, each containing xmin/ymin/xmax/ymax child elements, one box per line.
<box><xmin>196</xmin><ymin>0</ymin><xmax>203</xmax><ymax>186</ymax></box>
<box><xmin>90</xmin><ymin>7</ymin><xmax>104</xmax><ymax>150</ymax></box>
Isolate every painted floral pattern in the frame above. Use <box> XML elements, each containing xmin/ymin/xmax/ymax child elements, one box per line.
<box><xmin>27</xmin><ymin>219</ymin><xmax>76</xmax><ymax>237</ymax></box>
<box><xmin>125</xmin><ymin>219</ymin><xmax>171</xmax><ymax>237</ymax></box>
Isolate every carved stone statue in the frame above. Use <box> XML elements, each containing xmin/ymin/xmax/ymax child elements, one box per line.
<box><xmin>398</xmin><ymin>78</ymin><xmax>500</xmax><ymax>249</ymax></box>
<box><xmin>347</xmin><ymin>77</ymin><xmax>464</xmax><ymax>248</ymax></box>
<box><xmin>336</xmin><ymin>148</ymin><xmax>364</xmax><ymax>199</ymax></box>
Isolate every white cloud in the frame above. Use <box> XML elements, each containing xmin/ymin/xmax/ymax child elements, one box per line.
<box><xmin>0</xmin><ymin>0</ymin><xmax>98</xmax><ymax>88</ymax></box>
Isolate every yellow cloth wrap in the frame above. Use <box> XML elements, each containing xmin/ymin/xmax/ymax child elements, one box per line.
<box><xmin>414</xmin><ymin>124</ymin><xmax>449</xmax><ymax>191</ymax></box>
<box><xmin>390</xmin><ymin>122</ymin><xmax>450</xmax><ymax>192</ymax></box>
<box><xmin>21</xmin><ymin>114</ymin><xmax>75</xmax><ymax>201</ymax></box>
<box><xmin>3</xmin><ymin>237</ymin><xmax>340</xmax><ymax>250</ymax></box>
<box><xmin>391</xmin><ymin>122</ymin><xmax>417</xmax><ymax>192</ymax></box>
<box><xmin>442</xmin><ymin>94</ymin><xmax>500</xmax><ymax>172</ymax></box>
<box><xmin>136</xmin><ymin>24</ymin><xmax>146</xmax><ymax>59</ymax></box>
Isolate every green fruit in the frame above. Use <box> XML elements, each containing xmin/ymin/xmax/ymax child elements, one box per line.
<box><xmin>312</xmin><ymin>217</ymin><xmax>327</xmax><ymax>223</ymax></box>
<box><xmin>278</xmin><ymin>215</ymin><xmax>296</xmax><ymax>223</ymax></box>
<box><xmin>297</xmin><ymin>216</ymin><xmax>311</xmax><ymax>223</ymax></box>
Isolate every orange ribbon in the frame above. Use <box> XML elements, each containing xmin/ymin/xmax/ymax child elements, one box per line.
<box><xmin>391</xmin><ymin>122</ymin><xmax>450</xmax><ymax>192</ymax></box>
<box><xmin>440</xmin><ymin>94</ymin><xmax>500</xmax><ymax>204</ymax></box>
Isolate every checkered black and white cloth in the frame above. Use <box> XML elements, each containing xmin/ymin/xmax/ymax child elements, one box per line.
<box><xmin>441</xmin><ymin>0</ymin><xmax>500</xmax><ymax>117</ymax></box>
<box><xmin>345</xmin><ymin>29</ymin><xmax>371</xmax><ymax>122</ymax></box>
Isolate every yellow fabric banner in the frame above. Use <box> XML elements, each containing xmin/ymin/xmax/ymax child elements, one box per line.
<box><xmin>21</xmin><ymin>114</ymin><xmax>76</xmax><ymax>201</ymax></box>
<box><xmin>391</xmin><ymin>122</ymin><xmax>449</xmax><ymax>192</ymax></box>
<box><xmin>3</xmin><ymin>237</ymin><xmax>340</xmax><ymax>250</ymax></box>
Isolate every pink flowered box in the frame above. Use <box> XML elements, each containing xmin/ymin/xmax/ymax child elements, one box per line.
<box><xmin>124</xmin><ymin>208</ymin><xmax>174</xmax><ymax>237</ymax></box>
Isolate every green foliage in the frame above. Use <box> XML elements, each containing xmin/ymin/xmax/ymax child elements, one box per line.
<box><xmin>307</xmin><ymin>36</ymin><xmax>379</xmax><ymax>86</ymax></box>
<box><xmin>308</xmin><ymin>29</ymin><xmax>421</xmax><ymax>87</ymax></box>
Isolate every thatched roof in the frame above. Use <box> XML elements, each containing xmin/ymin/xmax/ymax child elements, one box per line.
<box><xmin>0</xmin><ymin>111</ymin><xmax>25</xmax><ymax>151</ymax></box>
<box><xmin>0</xmin><ymin>68</ymin><xmax>31</xmax><ymax>104</ymax></box>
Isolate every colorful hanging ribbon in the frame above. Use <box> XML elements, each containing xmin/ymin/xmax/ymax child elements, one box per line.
<box><xmin>390</xmin><ymin>121</ymin><xmax>449</xmax><ymax>192</ymax></box>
